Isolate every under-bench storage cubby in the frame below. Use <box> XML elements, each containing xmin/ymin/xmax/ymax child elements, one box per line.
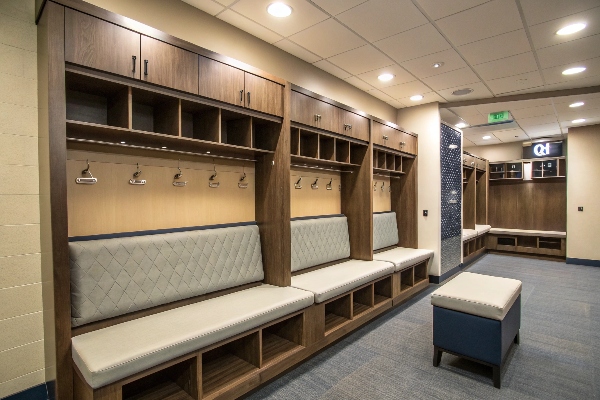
<box><xmin>353</xmin><ymin>285</ymin><xmax>374</xmax><ymax>319</ymax></box>
<box><xmin>488</xmin><ymin>231</ymin><xmax>566</xmax><ymax>258</ymax></box>
<box><xmin>414</xmin><ymin>262</ymin><xmax>428</xmax><ymax>285</ymax></box>
<box><xmin>374</xmin><ymin>276</ymin><xmax>393</xmax><ymax>306</ymax></box>
<box><xmin>400</xmin><ymin>268</ymin><xmax>414</xmax><ymax>293</ymax></box>
<box><xmin>324</xmin><ymin>294</ymin><xmax>352</xmax><ymax>335</ymax></box>
<box><xmin>261</xmin><ymin>314</ymin><xmax>304</xmax><ymax>367</ymax></box>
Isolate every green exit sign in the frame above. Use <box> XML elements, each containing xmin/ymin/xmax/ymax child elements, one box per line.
<box><xmin>488</xmin><ymin>111</ymin><xmax>510</xmax><ymax>123</ymax></box>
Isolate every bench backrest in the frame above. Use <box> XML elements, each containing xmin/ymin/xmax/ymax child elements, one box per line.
<box><xmin>290</xmin><ymin>216</ymin><xmax>350</xmax><ymax>272</ymax></box>
<box><xmin>373</xmin><ymin>212</ymin><xmax>399</xmax><ymax>251</ymax></box>
<box><xmin>69</xmin><ymin>224</ymin><xmax>264</xmax><ymax>327</ymax></box>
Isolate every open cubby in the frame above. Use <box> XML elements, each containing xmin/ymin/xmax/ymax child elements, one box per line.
<box><xmin>66</xmin><ymin>71</ymin><xmax>129</xmax><ymax>128</ymax></box>
<box><xmin>201</xmin><ymin>332</ymin><xmax>260</xmax><ymax>398</ymax></box>
<box><xmin>400</xmin><ymin>268</ymin><xmax>414</xmax><ymax>292</ymax></box>
<box><xmin>395</xmin><ymin>156</ymin><xmax>403</xmax><ymax>172</ymax></box>
<box><xmin>497</xmin><ymin>237</ymin><xmax>516</xmax><ymax>246</ymax></box>
<box><xmin>132</xmin><ymin>89</ymin><xmax>179</xmax><ymax>136</ymax></box>
<box><xmin>324</xmin><ymin>294</ymin><xmax>352</xmax><ymax>335</ymax></box>
<box><xmin>336</xmin><ymin>139</ymin><xmax>350</xmax><ymax>163</ymax></box>
<box><xmin>377</xmin><ymin>151</ymin><xmax>387</xmax><ymax>169</ymax></box>
<box><xmin>350</xmin><ymin>143</ymin><xmax>367</xmax><ymax>165</ymax></box>
<box><xmin>518</xmin><ymin>236</ymin><xmax>537</xmax><ymax>248</ymax></box>
<box><xmin>374</xmin><ymin>277</ymin><xmax>392</xmax><ymax>306</ymax></box>
<box><xmin>122</xmin><ymin>356</ymin><xmax>197</xmax><ymax>400</ymax></box>
<box><xmin>539</xmin><ymin>237</ymin><xmax>561</xmax><ymax>250</ymax></box>
<box><xmin>414</xmin><ymin>262</ymin><xmax>427</xmax><ymax>285</ymax></box>
<box><xmin>180</xmin><ymin>100</ymin><xmax>220</xmax><ymax>142</ymax></box>
<box><xmin>291</xmin><ymin>128</ymin><xmax>300</xmax><ymax>156</ymax></box>
<box><xmin>221</xmin><ymin>110</ymin><xmax>252</xmax><ymax>148</ymax></box>
<box><xmin>262</xmin><ymin>314</ymin><xmax>304</xmax><ymax>367</ymax></box>
<box><xmin>253</xmin><ymin>118</ymin><xmax>281</xmax><ymax>152</ymax></box>
<box><xmin>299</xmin><ymin>131</ymin><xmax>319</xmax><ymax>159</ymax></box>
<box><xmin>386</xmin><ymin>153</ymin><xmax>395</xmax><ymax>171</ymax></box>
<box><xmin>319</xmin><ymin>135</ymin><xmax>335</xmax><ymax>161</ymax></box>
<box><xmin>353</xmin><ymin>285</ymin><xmax>374</xmax><ymax>318</ymax></box>
<box><xmin>463</xmin><ymin>242</ymin><xmax>469</xmax><ymax>257</ymax></box>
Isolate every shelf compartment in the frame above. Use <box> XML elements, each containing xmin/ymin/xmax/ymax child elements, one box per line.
<box><xmin>374</xmin><ymin>276</ymin><xmax>392</xmax><ymax>306</ymax></box>
<box><xmin>262</xmin><ymin>314</ymin><xmax>304</xmax><ymax>367</ymax></box>
<box><xmin>324</xmin><ymin>294</ymin><xmax>352</xmax><ymax>335</ymax></box>
<box><xmin>463</xmin><ymin>242</ymin><xmax>470</xmax><ymax>257</ymax></box>
<box><xmin>122</xmin><ymin>356</ymin><xmax>197</xmax><ymax>400</ymax></box>
<box><xmin>538</xmin><ymin>237</ymin><xmax>561</xmax><ymax>250</ymax></box>
<box><xmin>517</xmin><ymin>236</ymin><xmax>537</xmax><ymax>248</ymax></box>
<box><xmin>253</xmin><ymin>118</ymin><xmax>281</xmax><ymax>152</ymax></box>
<box><xmin>180</xmin><ymin>100</ymin><xmax>220</xmax><ymax>142</ymax></box>
<box><xmin>299</xmin><ymin>131</ymin><xmax>319</xmax><ymax>159</ymax></box>
<box><xmin>400</xmin><ymin>268</ymin><xmax>413</xmax><ymax>292</ymax></box>
<box><xmin>497</xmin><ymin>237</ymin><xmax>516</xmax><ymax>247</ymax></box>
<box><xmin>221</xmin><ymin>109</ymin><xmax>251</xmax><ymax>148</ymax></box>
<box><xmin>414</xmin><ymin>262</ymin><xmax>427</xmax><ymax>285</ymax></box>
<box><xmin>319</xmin><ymin>135</ymin><xmax>335</xmax><ymax>161</ymax></box>
<box><xmin>202</xmin><ymin>332</ymin><xmax>260</xmax><ymax>398</ymax></box>
<box><xmin>353</xmin><ymin>285</ymin><xmax>374</xmax><ymax>319</ymax></box>
<box><xmin>386</xmin><ymin>153</ymin><xmax>395</xmax><ymax>171</ymax></box>
<box><xmin>376</xmin><ymin>150</ymin><xmax>387</xmax><ymax>170</ymax></box>
<box><xmin>132</xmin><ymin>88</ymin><xmax>179</xmax><ymax>136</ymax></box>
<box><xmin>336</xmin><ymin>139</ymin><xmax>350</xmax><ymax>163</ymax></box>
<box><xmin>66</xmin><ymin>71</ymin><xmax>129</xmax><ymax>129</ymax></box>
<box><xmin>350</xmin><ymin>143</ymin><xmax>368</xmax><ymax>165</ymax></box>
<box><xmin>291</xmin><ymin>128</ymin><xmax>300</xmax><ymax>156</ymax></box>
<box><xmin>395</xmin><ymin>156</ymin><xmax>403</xmax><ymax>172</ymax></box>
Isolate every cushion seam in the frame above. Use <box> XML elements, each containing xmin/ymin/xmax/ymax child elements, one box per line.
<box><xmin>432</xmin><ymin>284</ymin><xmax>521</xmax><ymax>312</ymax></box>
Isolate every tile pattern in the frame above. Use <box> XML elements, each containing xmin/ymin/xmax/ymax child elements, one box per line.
<box><xmin>440</xmin><ymin>124</ymin><xmax>462</xmax><ymax>274</ymax></box>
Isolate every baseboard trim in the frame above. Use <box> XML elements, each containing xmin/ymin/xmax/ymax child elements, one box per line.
<box><xmin>566</xmin><ymin>257</ymin><xmax>600</xmax><ymax>267</ymax></box>
<box><xmin>2</xmin><ymin>382</ymin><xmax>51</xmax><ymax>400</ymax></box>
<box><xmin>429</xmin><ymin>263</ymin><xmax>463</xmax><ymax>284</ymax></box>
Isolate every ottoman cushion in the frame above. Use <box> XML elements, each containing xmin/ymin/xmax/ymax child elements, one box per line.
<box><xmin>431</xmin><ymin>272</ymin><xmax>521</xmax><ymax>320</ymax></box>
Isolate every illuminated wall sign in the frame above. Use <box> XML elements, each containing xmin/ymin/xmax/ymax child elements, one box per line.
<box><xmin>523</xmin><ymin>141</ymin><xmax>563</xmax><ymax>158</ymax></box>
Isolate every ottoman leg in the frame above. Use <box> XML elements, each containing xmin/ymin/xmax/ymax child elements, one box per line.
<box><xmin>514</xmin><ymin>330</ymin><xmax>520</xmax><ymax>344</ymax></box>
<box><xmin>433</xmin><ymin>346</ymin><xmax>443</xmax><ymax>367</ymax></box>
<box><xmin>493</xmin><ymin>366</ymin><xmax>501</xmax><ymax>389</ymax></box>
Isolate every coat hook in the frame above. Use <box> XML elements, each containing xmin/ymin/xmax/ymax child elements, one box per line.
<box><xmin>373</xmin><ymin>182</ymin><xmax>377</xmax><ymax>191</ymax></box>
<box><xmin>294</xmin><ymin>177</ymin><xmax>302</xmax><ymax>189</ymax></box>
<box><xmin>173</xmin><ymin>159</ymin><xmax>187</xmax><ymax>187</ymax></box>
<box><xmin>381</xmin><ymin>182</ymin><xmax>385</xmax><ymax>190</ymax></box>
<box><xmin>209</xmin><ymin>161</ymin><xmax>219</xmax><ymax>188</ymax></box>
<box><xmin>311</xmin><ymin>178</ymin><xmax>319</xmax><ymax>190</ymax></box>
<box><xmin>76</xmin><ymin>159</ymin><xmax>97</xmax><ymax>184</ymax></box>
<box><xmin>326</xmin><ymin>178</ymin><xmax>333</xmax><ymax>190</ymax></box>
<box><xmin>238</xmin><ymin>166</ymin><xmax>248</xmax><ymax>189</ymax></box>
<box><xmin>129</xmin><ymin>163</ymin><xmax>146</xmax><ymax>185</ymax></box>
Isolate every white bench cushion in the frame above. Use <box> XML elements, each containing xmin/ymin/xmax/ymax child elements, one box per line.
<box><xmin>462</xmin><ymin>229</ymin><xmax>478</xmax><ymax>241</ymax></box>
<box><xmin>489</xmin><ymin>228</ymin><xmax>566</xmax><ymax>238</ymax></box>
<box><xmin>475</xmin><ymin>224</ymin><xmax>491</xmax><ymax>235</ymax></box>
<box><xmin>72</xmin><ymin>284</ymin><xmax>314</xmax><ymax>388</ymax></box>
<box><xmin>431</xmin><ymin>272</ymin><xmax>522</xmax><ymax>320</ymax></box>
<box><xmin>374</xmin><ymin>247</ymin><xmax>432</xmax><ymax>271</ymax></box>
<box><xmin>291</xmin><ymin>260</ymin><xmax>394</xmax><ymax>303</ymax></box>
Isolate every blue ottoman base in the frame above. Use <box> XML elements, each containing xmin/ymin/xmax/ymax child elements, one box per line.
<box><xmin>432</xmin><ymin>295</ymin><xmax>521</xmax><ymax>388</ymax></box>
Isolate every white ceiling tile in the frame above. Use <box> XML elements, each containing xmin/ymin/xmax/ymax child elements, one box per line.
<box><xmin>421</xmin><ymin>67</ymin><xmax>480</xmax><ymax>91</ymax></box>
<box><xmin>536</xmin><ymin>35</ymin><xmax>600</xmax><ymax>69</ymax></box>
<box><xmin>522</xmin><ymin>122</ymin><xmax>561</xmax><ymax>134</ymax></box>
<box><xmin>181</xmin><ymin>0</ymin><xmax>224</xmax><ymax>15</ymax></box>
<box><xmin>542</xmin><ymin>74</ymin><xmax>600</xmax><ymax>90</ymax></box>
<box><xmin>527</xmin><ymin>130</ymin><xmax>563</xmax><ymax>138</ymax></box>
<box><xmin>435</xmin><ymin>0</ymin><xmax>524</xmax><ymax>46</ymax></box>
<box><xmin>510</xmin><ymin>104</ymin><xmax>556</xmax><ymax>119</ymax></box>
<box><xmin>380</xmin><ymin>80</ymin><xmax>432</xmax><ymax>99</ymax></box>
<box><xmin>217</xmin><ymin>10</ymin><xmax>283</xmax><ymax>43</ymax></box>
<box><xmin>367</xmin><ymin>88</ymin><xmax>395</xmax><ymax>102</ymax></box>
<box><xmin>312</xmin><ymin>59</ymin><xmax>352</xmax><ymax>79</ymax></box>
<box><xmin>337</xmin><ymin>0</ymin><xmax>429</xmax><ymax>42</ymax></box>
<box><xmin>415</xmin><ymin>0</ymin><xmax>491</xmax><ymax>21</ymax></box>
<box><xmin>457</xmin><ymin>30</ymin><xmax>531</xmax><ymax>65</ymax></box>
<box><xmin>355</xmin><ymin>64</ymin><xmax>417</xmax><ymax>88</ymax></box>
<box><xmin>288</xmin><ymin>19</ymin><xmax>367</xmax><ymax>58</ymax></box>
<box><xmin>552</xmin><ymin>91</ymin><xmax>600</xmax><ymax>104</ymax></box>
<box><xmin>519</xmin><ymin>0</ymin><xmax>599</xmax><ymax>26</ymax></box>
<box><xmin>273</xmin><ymin>39</ymin><xmax>321</xmax><ymax>63</ymax></box>
<box><xmin>493</xmin><ymin>128</ymin><xmax>529</xmax><ymax>142</ymax></box>
<box><xmin>396</xmin><ymin>91</ymin><xmax>446</xmax><ymax>105</ymax></box>
<box><xmin>541</xmin><ymin>56</ymin><xmax>600</xmax><ymax>84</ymax></box>
<box><xmin>327</xmin><ymin>45</ymin><xmax>394</xmax><ymax>75</ymax></box>
<box><xmin>310</xmin><ymin>0</ymin><xmax>369</xmax><ymax>16</ymax></box>
<box><xmin>517</xmin><ymin>114</ymin><xmax>559</xmax><ymax>127</ymax></box>
<box><xmin>463</xmin><ymin>114</ymin><xmax>490</xmax><ymax>125</ymax></box>
<box><xmin>231</xmin><ymin>0</ymin><xmax>329</xmax><ymax>37</ymax></box>
<box><xmin>556</xmin><ymin>106</ymin><xmax>600</xmax><ymax>121</ymax></box>
<box><xmin>528</xmin><ymin>7</ymin><xmax>600</xmax><ymax>50</ymax></box>
<box><xmin>463</xmin><ymin>137</ymin><xmax>476</xmax><ymax>146</ymax></box>
<box><xmin>344</xmin><ymin>76</ymin><xmax>376</xmax><ymax>92</ymax></box>
<box><xmin>470</xmin><ymin>137</ymin><xmax>502</xmax><ymax>145</ymax></box>
<box><xmin>474</xmin><ymin>52</ymin><xmax>538</xmax><ymax>81</ymax></box>
<box><xmin>553</xmin><ymin>98</ymin><xmax>600</xmax><ymax>116</ymax></box>
<box><xmin>436</xmin><ymin>81</ymin><xmax>493</xmax><ymax>101</ymax></box>
<box><xmin>450</xmin><ymin>106</ymin><xmax>482</xmax><ymax>117</ymax></box>
<box><xmin>563</xmin><ymin>116</ymin><xmax>600</xmax><ymax>127</ymax></box>
<box><xmin>215</xmin><ymin>0</ymin><xmax>236</xmax><ymax>5</ymax></box>
<box><xmin>474</xmin><ymin>102</ymin><xmax>514</xmax><ymax>114</ymax></box>
<box><xmin>486</xmin><ymin>70</ymin><xmax>545</xmax><ymax>95</ymax></box>
<box><xmin>440</xmin><ymin>108</ymin><xmax>461</xmax><ymax>125</ymax></box>
<box><xmin>374</xmin><ymin>24</ymin><xmax>452</xmax><ymax>63</ymax></box>
<box><xmin>400</xmin><ymin>49</ymin><xmax>469</xmax><ymax>79</ymax></box>
<box><xmin>386</xmin><ymin>99</ymin><xmax>407</xmax><ymax>108</ymax></box>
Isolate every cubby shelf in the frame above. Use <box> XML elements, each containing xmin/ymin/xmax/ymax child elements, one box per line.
<box><xmin>373</xmin><ymin>149</ymin><xmax>407</xmax><ymax>175</ymax></box>
<box><xmin>291</xmin><ymin>126</ymin><xmax>367</xmax><ymax>168</ymax></box>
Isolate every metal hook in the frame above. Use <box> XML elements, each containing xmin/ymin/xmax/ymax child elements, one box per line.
<box><xmin>174</xmin><ymin>159</ymin><xmax>183</xmax><ymax>180</ymax></box>
<box><xmin>173</xmin><ymin>160</ymin><xmax>187</xmax><ymax>187</ymax></box>
<box><xmin>129</xmin><ymin>163</ymin><xmax>146</xmax><ymax>185</ymax></box>
<box><xmin>76</xmin><ymin>159</ymin><xmax>97</xmax><ymax>184</ymax></box>
<box><xmin>238</xmin><ymin>166</ymin><xmax>248</xmax><ymax>189</ymax></box>
<box><xmin>381</xmin><ymin>182</ymin><xmax>385</xmax><ymax>190</ymax></box>
<box><xmin>294</xmin><ymin>177</ymin><xmax>302</xmax><ymax>189</ymax></box>
<box><xmin>373</xmin><ymin>182</ymin><xmax>377</xmax><ymax>191</ymax></box>
<box><xmin>311</xmin><ymin>178</ymin><xmax>319</xmax><ymax>190</ymax></box>
<box><xmin>133</xmin><ymin>163</ymin><xmax>142</xmax><ymax>178</ymax></box>
<box><xmin>209</xmin><ymin>161</ymin><xmax>219</xmax><ymax>188</ymax></box>
<box><xmin>326</xmin><ymin>178</ymin><xmax>333</xmax><ymax>190</ymax></box>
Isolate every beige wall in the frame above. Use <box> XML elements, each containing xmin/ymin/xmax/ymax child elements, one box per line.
<box><xmin>566</xmin><ymin>124</ymin><xmax>600</xmax><ymax>262</ymax></box>
<box><xmin>84</xmin><ymin>0</ymin><xmax>397</xmax><ymax>122</ymax></box>
<box><xmin>397</xmin><ymin>103</ymin><xmax>441</xmax><ymax>276</ymax></box>
<box><xmin>464</xmin><ymin>142</ymin><xmax>523</xmax><ymax>162</ymax></box>
<box><xmin>0</xmin><ymin>0</ymin><xmax>47</xmax><ymax>397</ymax></box>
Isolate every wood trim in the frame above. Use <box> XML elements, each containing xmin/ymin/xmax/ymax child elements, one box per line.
<box><xmin>393</xmin><ymin>156</ymin><xmax>418</xmax><ymax>248</ymax></box>
<box><xmin>291</xmin><ymin>259</ymin><xmax>351</xmax><ymax>276</ymax></box>
<box><xmin>291</xmin><ymin>122</ymin><xmax>368</xmax><ymax>145</ymax></box>
<box><xmin>71</xmin><ymin>282</ymin><xmax>262</xmax><ymax>336</ymax></box>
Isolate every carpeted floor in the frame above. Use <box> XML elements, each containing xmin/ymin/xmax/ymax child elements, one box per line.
<box><xmin>247</xmin><ymin>254</ymin><xmax>600</xmax><ymax>399</ymax></box>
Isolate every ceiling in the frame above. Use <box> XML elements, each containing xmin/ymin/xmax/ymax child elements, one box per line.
<box><xmin>182</xmin><ymin>0</ymin><xmax>600</xmax><ymax>144</ymax></box>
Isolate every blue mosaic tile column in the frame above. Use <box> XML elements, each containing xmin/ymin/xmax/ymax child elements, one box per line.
<box><xmin>440</xmin><ymin>124</ymin><xmax>462</xmax><ymax>275</ymax></box>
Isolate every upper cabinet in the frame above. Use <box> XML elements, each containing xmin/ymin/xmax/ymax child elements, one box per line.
<box><xmin>372</xmin><ymin>121</ymin><xmax>417</xmax><ymax>155</ymax></box>
<box><xmin>244</xmin><ymin>73</ymin><xmax>284</xmax><ymax>117</ymax></box>
<box><xmin>65</xmin><ymin>9</ymin><xmax>140</xmax><ymax>79</ymax></box>
<box><xmin>141</xmin><ymin>36</ymin><xmax>198</xmax><ymax>94</ymax></box>
<box><xmin>341</xmin><ymin>110</ymin><xmax>369</xmax><ymax>142</ymax></box>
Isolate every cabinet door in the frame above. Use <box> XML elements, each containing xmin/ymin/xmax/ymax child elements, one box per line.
<box><xmin>65</xmin><ymin>9</ymin><xmax>140</xmax><ymax>78</ymax></box>
<box><xmin>291</xmin><ymin>91</ymin><xmax>318</xmax><ymax>126</ymax></box>
<box><xmin>342</xmin><ymin>110</ymin><xmax>369</xmax><ymax>141</ymax></box>
<box><xmin>199</xmin><ymin>56</ymin><xmax>244</xmax><ymax>106</ymax></box>
<box><xmin>141</xmin><ymin>36</ymin><xmax>198</xmax><ymax>94</ymax></box>
<box><xmin>244</xmin><ymin>73</ymin><xmax>283</xmax><ymax>116</ymax></box>
<box><xmin>400</xmin><ymin>132</ymin><xmax>417</xmax><ymax>155</ymax></box>
<box><xmin>315</xmin><ymin>100</ymin><xmax>340</xmax><ymax>133</ymax></box>
<box><xmin>372</xmin><ymin>122</ymin><xmax>386</xmax><ymax>146</ymax></box>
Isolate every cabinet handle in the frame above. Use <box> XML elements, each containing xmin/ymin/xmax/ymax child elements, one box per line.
<box><xmin>315</xmin><ymin>114</ymin><xmax>322</xmax><ymax>122</ymax></box>
<box><xmin>348</xmin><ymin>124</ymin><xmax>352</xmax><ymax>130</ymax></box>
<box><xmin>132</xmin><ymin>56</ymin><xmax>137</xmax><ymax>73</ymax></box>
<box><xmin>240</xmin><ymin>90</ymin><xmax>244</xmax><ymax>103</ymax></box>
<box><xmin>144</xmin><ymin>60</ymin><xmax>148</xmax><ymax>76</ymax></box>
<box><xmin>247</xmin><ymin>92</ymin><xmax>251</xmax><ymax>106</ymax></box>
<box><xmin>401</xmin><ymin>141</ymin><xmax>406</xmax><ymax>147</ymax></box>
<box><xmin>383</xmin><ymin>135</ymin><xmax>388</xmax><ymax>140</ymax></box>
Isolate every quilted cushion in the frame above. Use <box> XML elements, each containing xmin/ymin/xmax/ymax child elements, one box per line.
<box><xmin>462</xmin><ymin>229</ymin><xmax>477</xmax><ymax>242</ymax></box>
<box><xmin>72</xmin><ymin>284</ymin><xmax>314</xmax><ymax>388</ymax></box>
<box><xmin>70</xmin><ymin>225</ymin><xmax>264</xmax><ymax>327</ymax></box>
<box><xmin>291</xmin><ymin>217</ymin><xmax>351</xmax><ymax>272</ymax></box>
<box><xmin>374</xmin><ymin>247</ymin><xmax>432</xmax><ymax>271</ymax></box>
<box><xmin>291</xmin><ymin>259</ymin><xmax>394</xmax><ymax>303</ymax></box>
<box><xmin>373</xmin><ymin>212</ymin><xmax>399</xmax><ymax>251</ymax></box>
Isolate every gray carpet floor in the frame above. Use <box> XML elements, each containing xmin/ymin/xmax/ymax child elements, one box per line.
<box><xmin>247</xmin><ymin>254</ymin><xmax>600</xmax><ymax>399</ymax></box>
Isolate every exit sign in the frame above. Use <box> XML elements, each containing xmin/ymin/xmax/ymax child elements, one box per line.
<box><xmin>488</xmin><ymin>111</ymin><xmax>510</xmax><ymax>123</ymax></box>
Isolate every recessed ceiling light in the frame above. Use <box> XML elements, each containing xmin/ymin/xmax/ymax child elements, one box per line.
<box><xmin>267</xmin><ymin>2</ymin><xmax>292</xmax><ymax>17</ymax></box>
<box><xmin>556</xmin><ymin>23</ymin><xmax>586</xmax><ymax>36</ymax></box>
<box><xmin>120</xmin><ymin>141</ymin><xmax>126</xmax><ymax>144</ymax></box>
<box><xmin>410</xmin><ymin>94</ymin><xmax>424</xmax><ymax>101</ymax></box>
<box><xmin>161</xmin><ymin>146</ymin><xmax>167</xmax><ymax>149</ymax></box>
<box><xmin>572</xmin><ymin>118</ymin><xmax>586</xmax><ymax>123</ymax></box>
<box><xmin>562</xmin><ymin>67</ymin><xmax>586</xmax><ymax>75</ymax></box>
<box><xmin>206</xmin><ymin>151</ymin><xmax>211</xmax><ymax>154</ymax></box>
<box><xmin>483</xmin><ymin>135</ymin><xmax>491</xmax><ymax>140</ymax></box>
<box><xmin>452</xmin><ymin>88</ymin><xmax>474</xmax><ymax>96</ymax></box>
<box><xmin>432</xmin><ymin>62</ymin><xmax>444</xmax><ymax>68</ymax></box>
<box><xmin>378</xmin><ymin>73</ymin><xmax>394</xmax><ymax>82</ymax></box>
<box><xmin>455</xmin><ymin>122</ymin><xmax>468</xmax><ymax>129</ymax></box>
<box><xmin>569</xmin><ymin>101</ymin><xmax>584</xmax><ymax>108</ymax></box>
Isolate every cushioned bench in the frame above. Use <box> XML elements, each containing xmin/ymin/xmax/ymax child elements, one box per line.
<box><xmin>489</xmin><ymin>228</ymin><xmax>566</xmax><ymax>238</ymax></box>
<box><xmin>462</xmin><ymin>228</ymin><xmax>478</xmax><ymax>242</ymax></box>
<box><xmin>475</xmin><ymin>224</ymin><xmax>491</xmax><ymax>235</ymax></box>
<box><xmin>289</xmin><ymin>216</ymin><xmax>394</xmax><ymax>303</ymax></box>
<box><xmin>69</xmin><ymin>224</ymin><xmax>314</xmax><ymax>389</ymax></box>
<box><xmin>372</xmin><ymin>212</ymin><xmax>433</xmax><ymax>270</ymax></box>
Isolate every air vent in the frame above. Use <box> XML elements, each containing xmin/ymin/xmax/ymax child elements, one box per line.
<box><xmin>452</xmin><ymin>88</ymin><xmax>474</xmax><ymax>96</ymax></box>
